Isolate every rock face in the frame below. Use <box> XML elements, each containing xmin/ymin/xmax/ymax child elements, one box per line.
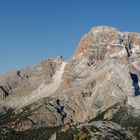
<box><xmin>57</xmin><ymin>26</ymin><xmax>140</xmax><ymax>122</ymax></box>
<box><xmin>0</xmin><ymin>56</ymin><xmax>63</xmax><ymax>107</ymax></box>
<box><xmin>1</xmin><ymin>26</ymin><xmax>140</xmax><ymax>139</ymax></box>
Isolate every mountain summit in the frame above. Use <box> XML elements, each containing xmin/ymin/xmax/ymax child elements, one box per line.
<box><xmin>0</xmin><ymin>26</ymin><xmax>140</xmax><ymax>139</ymax></box>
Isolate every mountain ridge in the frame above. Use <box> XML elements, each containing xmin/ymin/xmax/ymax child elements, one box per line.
<box><xmin>0</xmin><ymin>26</ymin><xmax>140</xmax><ymax>139</ymax></box>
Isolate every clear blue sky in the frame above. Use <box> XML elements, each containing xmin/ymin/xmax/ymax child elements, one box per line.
<box><xmin>0</xmin><ymin>0</ymin><xmax>140</xmax><ymax>74</ymax></box>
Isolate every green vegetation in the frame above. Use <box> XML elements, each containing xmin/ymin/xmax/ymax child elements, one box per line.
<box><xmin>74</xmin><ymin>131</ymin><xmax>90</xmax><ymax>140</ymax></box>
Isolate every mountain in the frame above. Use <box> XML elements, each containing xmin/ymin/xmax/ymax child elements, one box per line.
<box><xmin>0</xmin><ymin>26</ymin><xmax>140</xmax><ymax>139</ymax></box>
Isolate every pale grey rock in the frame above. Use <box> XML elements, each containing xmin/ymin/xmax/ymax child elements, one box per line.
<box><xmin>0</xmin><ymin>56</ymin><xmax>63</xmax><ymax>106</ymax></box>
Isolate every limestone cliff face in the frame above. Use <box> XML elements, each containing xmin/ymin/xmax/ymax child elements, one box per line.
<box><xmin>59</xmin><ymin>26</ymin><xmax>140</xmax><ymax>122</ymax></box>
<box><xmin>73</xmin><ymin>26</ymin><xmax>140</xmax><ymax>59</ymax></box>
<box><xmin>0</xmin><ymin>26</ymin><xmax>140</xmax><ymax>139</ymax></box>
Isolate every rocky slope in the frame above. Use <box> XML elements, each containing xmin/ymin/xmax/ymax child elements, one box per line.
<box><xmin>0</xmin><ymin>56</ymin><xmax>63</xmax><ymax>108</ymax></box>
<box><xmin>0</xmin><ymin>121</ymin><xmax>136</xmax><ymax>140</ymax></box>
<box><xmin>0</xmin><ymin>26</ymin><xmax>140</xmax><ymax>139</ymax></box>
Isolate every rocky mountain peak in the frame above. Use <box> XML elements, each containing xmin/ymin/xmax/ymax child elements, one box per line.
<box><xmin>73</xmin><ymin>26</ymin><xmax>140</xmax><ymax>65</ymax></box>
<box><xmin>91</xmin><ymin>26</ymin><xmax>117</xmax><ymax>33</ymax></box>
